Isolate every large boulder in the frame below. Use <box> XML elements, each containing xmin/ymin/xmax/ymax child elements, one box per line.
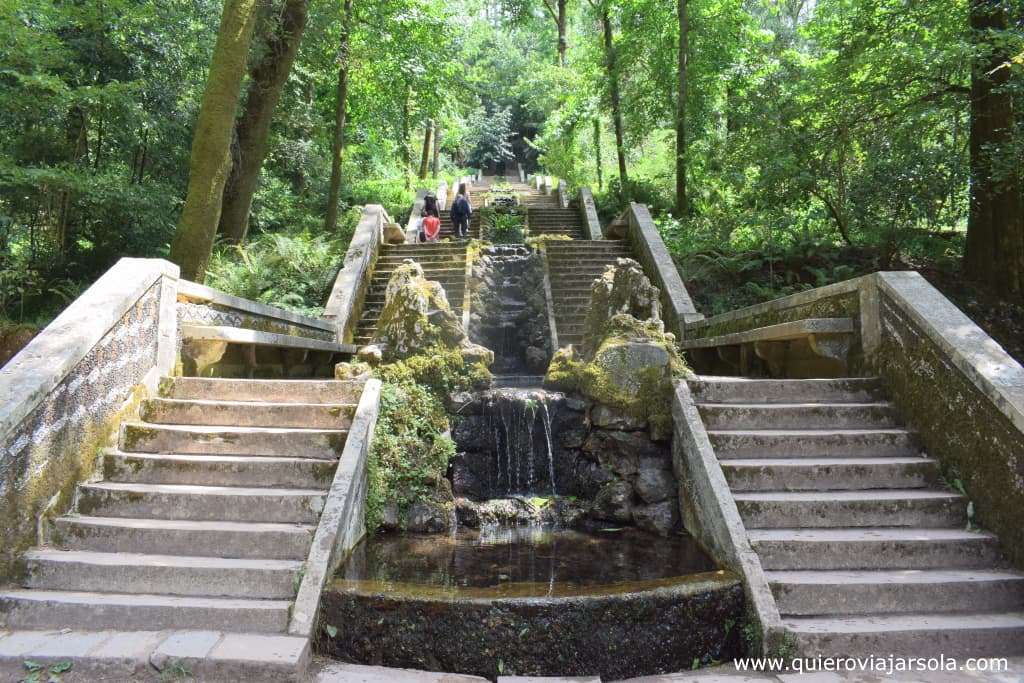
<box><xmin>544</xmin><ymin>256</ymin><xmax>687</xmax><ymax>441</ymax></box>
<box><xmin>591</xmin><ymin>480</ymin><xmax>634</xmax><ymax>524</ymax></box>
<box><xmin>633</xmin><ymin>500</ymin><xmax>679</xmax><ymax>536</ymax></box>
<box><xmin>582</xmin><ymin>258</ymin><xmax>662</xmax><ymax>359</ymax></box>
<box><xmin>373</xmin><ymin>260</ymin><xmax>494</xmax><ymax>367</ymax></box>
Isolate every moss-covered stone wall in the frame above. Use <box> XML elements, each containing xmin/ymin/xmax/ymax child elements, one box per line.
<box><xmin>874</xmin><ymin>293</ymin><xmax>1024</xmax><ymax>568</ymax></box>
<box><xmin>0</xmin><ymin>284</ymin><xmax>161</xmax><ymax>578</ymax></box>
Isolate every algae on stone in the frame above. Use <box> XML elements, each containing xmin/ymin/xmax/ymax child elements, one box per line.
<box><xmin>543</xmin><ymin>259</ymin><xmax>686</xmax><ymax>441</ymax></box>
<box><xmin>371</xmin><ymin>260</ymin><xmax>493</xmax><ymax>368</ymax></box>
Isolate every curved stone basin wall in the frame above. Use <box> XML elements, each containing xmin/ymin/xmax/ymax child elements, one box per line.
<box><xmin>318</xmin><ymin>528</ymin><xmax>744</xmax><ymax>679</ymax></box>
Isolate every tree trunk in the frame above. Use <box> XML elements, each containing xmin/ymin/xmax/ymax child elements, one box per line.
<box><xmin>965</xmin><ymin>0</ymin><xmax>1024</xmax><ymax>296</ymax></box>
<box><xmin>401</xmin><ymin>87</ymin><xmax>412</xmax><ymax>189</ymax></box>
<box><xmin>218</xmin><ymin>0</ymin><xmax>309</xmax><ymax>243</ymax></box>
<box><xmin>324</xmin><ymin>0</ymin><xmax>354</xmax><ymax>234</ymax></box>
<box><xmin>675</xmin><ymin>0</ymin><xmax>688</xmax><ymax>217</ymax></box>
<box><xmin>170</xmin><ymin>0</ymin><xmax>261</xmax><ymax>281</ymax></box>
<box><xmin>418</xmin><ymin>120</ymin><xmax>433</xmax><ymax>180</ymax></box>
<box><xmin>557</xmin><ymin>0</ymin><xmax>568</xmax><ymax>66</ymax></box>
<box><xmin>432</xmin><ymin>121</ymin><xmax>440</xmax><ymax>179</ymax></box>
<box><xmin>601</xmin><ymin>9</ymin><xmax>628</xmax><ymax>186</ymax></box>
<box><xmin>593</xmin><ymin>118</ymin><xmax>603</xmax><ymax>189</ymax></box>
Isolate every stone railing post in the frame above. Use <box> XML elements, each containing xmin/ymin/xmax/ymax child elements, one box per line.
<box><xmin>618</xmin><ymin>203</ymin><xmax>702</xmax><ymax>339</ymax></box>
<box><xmin>324</xmin><ymin>205</ymin><xmax>388</xmax><ymax>343</ymax></box>
<box><xmin>578</xmin><ymin>187</ymin><xmax>602</xmax><ymax>240</ymax></box>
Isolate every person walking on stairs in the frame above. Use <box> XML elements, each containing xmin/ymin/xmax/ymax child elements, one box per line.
<box><xmin>450</xmin><ymin>185</ymin><xmax>472</xmax><ymax>239</ymax></box>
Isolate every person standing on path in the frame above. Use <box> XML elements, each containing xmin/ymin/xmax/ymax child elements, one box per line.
<box><xmin>450</xmin><ymin>187</ymin><xmax>472</xmax><ymax>239</ymax></box>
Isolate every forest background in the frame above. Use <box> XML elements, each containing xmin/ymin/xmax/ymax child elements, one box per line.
<box><xmin>1</xmin><ymin>0</ymin><xmax>1022</xmax><ymax>361</ymax></box>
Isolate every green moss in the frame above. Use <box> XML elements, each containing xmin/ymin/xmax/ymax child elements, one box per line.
<box><xmin>543</xmin><ymin>347</ymin><xmax>582</xmax><ymax>392</ymax></box>
<box><xmin>2</xmin><ymin>382</ymin><xmax>149</xmax><ymax>577</ymax></box>
<box><xmin>364</xmin><ymin>347</ymin><xmax>489</xmax><ymax>532</ymax></box>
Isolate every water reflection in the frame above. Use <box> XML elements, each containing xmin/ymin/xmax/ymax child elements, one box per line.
<box><xmin>334</xmin><ymin>526</ymin><xmax>717</xmax><ymax>599</ymax></box>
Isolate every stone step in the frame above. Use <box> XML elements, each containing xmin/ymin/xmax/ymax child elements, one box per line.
<box><xmin>0</xmin><ymin>630</ymin><xmax>310</xmax><ymax>682</ymax></box>
<box><xmin>120</xmin><ymin>423</ymin><xmax>347</xmax><ymax>460</ymax></box>
<box><xmin>547</xmin><ymin>263</ymin><xmax>616</xmax><ymax>273</ymax></box>
<box><xmin>749</xmin><ymin>527</ymin><xmax>1004</xmax><ymax>570</ymax></box>
<box><xmin>22</xmin><ymin>550</ymin><xmax>302</xmax><ymax>599</ymax></box>
<box><xmin>77</xmin><ymin>482</ymin><xmax>327</xmax><ymax>524</ymax></box>
<box><xmin>783</xmin><ymin>611</ymin><xmax>1024</xmax><ymax>657</ymax></box>
<box><xmin>698</xmin><ymin>402</ymin><xmax>899</xmax><ymax>430</ymax></box>
<box><xmin>769</xmin><ymin>569</ymin><xmax>1024</xmax><ymax>616</ymax></box>
<box><xmin>689</xmin><ymin>377</ymin><xmax>883</xmax><ymax>404</ymax></box>
<box><xmin>545</xmin><ymin>241</ymin><xmax>629</xmax><ymax>249</ymax></box>
<box><xmin>735</xmin><ymin>490</ymin><xmax>966</xmax><ymax>529</ymax></box>
<box><xmin>721</xmin><ymin>456</ymin><xmax>939</xmax><ymax>492</ymax></box>
<box><xmin>53</xmin><ymin>516</ymin><xmax>314</xmax><ymax>560</ymax></box>
<box><xmin>373</xmin><ymin>266</ymin><xmax>465</xmax><ymax>276</ymax></box>
<box><xmin>708</xmin><ymin>428</ymin><xmax>918</xmax><ymax>459</ymax></box>
<box><xmin>141</xmin><ymin>399</ymin><xmax>355</xmax><ymax>430</ymax></box>
<box><xmin>103</xmin><ymin>450</ymin><xmax>335</xmax><ymax>489</ymax></box>
<box><xmin>0</xmin><ymin>590</ymin><xmax>291</xmax><ymax>633</ymax></box>
<box><xmin>376</xmin><ymin>256</ymin><xmax>465</xmax><ymax>266</ymax></box>
<box><xmin>381</xmin><ymin>249</ymin><xmax>467</xmax><ymax>258</ymax></box>
<box><xmin>161</xmin><ymin>378</ymin><xmax>363</xmax><ymax>404</ymax></box>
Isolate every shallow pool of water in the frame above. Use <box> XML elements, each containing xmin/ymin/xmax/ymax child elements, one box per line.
<box><xmin>334</xmin><ymin>525</ymin><xmax>716</xmax><ymax>599</ymax></box>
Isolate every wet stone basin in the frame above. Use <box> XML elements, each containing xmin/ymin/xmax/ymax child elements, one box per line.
<box><xmin>318</xmin><ymin>527</ymin><xmax>744</xmax><ymax>679</ymax></box>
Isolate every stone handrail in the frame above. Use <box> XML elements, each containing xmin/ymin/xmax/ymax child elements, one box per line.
<box><xmin>518</xmin><ymin>163</ymin><xmax>526</xmax><ymax>184</ymax></box>
<box><xmin>436</xmin><ymin>179</ymin><xmax>449</xmax><ymax>211</ymax></box>
<box><xmin>0</xmin><ymin>258</ymin><xmax>179</xmax><ymax>575</ymax></box>
<box><xmin>685</xmin><ymin>271</ymin><xmax>1024</xmax><ymax>568</ymax></box>
<box><xmin>289</xmin><ymin>377</ymin><xmax>381</xmax><ymax>638</ymax></box>
<box><xmin>616</xmin><ymin>202</ymin><xmax>703</xmax><ymax>339</ymax></box>
<box><xmin>671</xmin><ymin>380</ymin><xmax>784</xmax><ymax>655</ymax></box>
<box><xmin>178</xmin><ymin>279</ymin><xmax>335</xmax><ymax>341</ymax></box>
<box><xmin>324</xmin><ymin>204</ymin><xmax>389</xmax><ymax>343</ymax></box>
<box><xmin>403</xmin><ymin>188</ymin><xmax>429</xmax><ymax>243</ymax></box>
<box><xmin>578</xmin><ymin>187</ymin><xmax>602</xmax><ymax>240</ymax></box>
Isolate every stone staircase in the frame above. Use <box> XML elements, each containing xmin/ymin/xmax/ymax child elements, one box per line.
<box><xmin>0</xmin><ymin>377</ymin><xmax>365</xmax><ymax>680</ymax></box>
<box><xmin>437</xmin><ymin>209</ymin><xmax>481</xmax><ymax>240</ymax></box>
<box><xmin>690</xmin><ymin>376</ymin><xmax>1024</xmax><ymax>657</ymax></box>
<box><xmin>528</xmin><ymin>206</ymin><xmax>584</xmax><ymax>238</ymax></box>
<box><xmin>353</xmin><ymin>243</ymin><xmax>468</xmax><ymax>346</ymax></box>
<box><xmin>546</xmin><ymin>240</ymin><xmax>632</xmax><ymax>347</ymax></box>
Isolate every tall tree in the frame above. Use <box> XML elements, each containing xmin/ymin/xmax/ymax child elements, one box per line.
<box><xmin>601</xmin><ymin>6</ymin><xmax>628</xmax><ymax>185</ymax></box>
<box><xmin>170</xmin><ymin>0</ymin><xmax>261</xmax><ymax>281</ymax></box>
<box><xmin>432</xmin><ymin>121</ymin><xmax>441</xmax><ymax>179</ymax></box>
<box><xmin>965</xmin><ymin>0</ymin><xmax>1024</xmax><ymax>296</ymax></box>
<box><xmin>540</xmin><ymin>0</ymin><xmax>570</xmax><ymax>66</ymax></box>
<box><xmin>418</xmin><ymin>120</ymin><xmax>433</xmax><ymax>180</ymax></box>
<box><xmin>675</xmin><ymin>0</ymin><xmax>688</xmax><ymax>216</ymax></box>
<box><xmin>324</xmin><ymin>0</ymin><xmax>354</xmax><ymax>235</ymax></box>
<box><xmin>593</xmin><ymin>118</ymin><xmax>603</xmax><ymax>189</ymax></box>
<box><xmin>218</xmin><ymin>0</ymin><xmax>309</xmax><ymax>243</ymax></box>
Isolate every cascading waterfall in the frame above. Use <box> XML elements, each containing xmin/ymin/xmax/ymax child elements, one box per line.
<box><xmin>480</xmin><ymin>388</ymin><xmax>563</xmax><ymax>497</ymax></box>
<box><xmin>541</xmin><ymin>402</ymin><xmax>556</xmax><ymax>495</ymax></box>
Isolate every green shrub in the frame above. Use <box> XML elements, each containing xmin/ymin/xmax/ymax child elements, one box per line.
<box><xmin>483</xmin><ymin>210</ymin><xmax>525</xmax><ymax>243</ymax></box>
<box><xmin>365</xmin><ymin>347</ymin><xmax>491</xmax><ymax>531</ymax></box>
<box><xmin>205</xmin><ymin>226</ymin><xmax>356</xmax><ymax>316</ymax></box>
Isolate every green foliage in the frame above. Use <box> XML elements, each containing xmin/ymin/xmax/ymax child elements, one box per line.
<box><xmin>465</xmin><ymin>106</ymin><xmax>515</xmax><ymax>168</ymax></box>
<box><xmin>483</xmin><ymin>210</ymin><xmax>525</xmax><ymax>243</ymax></box>
<box><xmin>366</xmin><ymin>346</ymin><xmax>488</xmax><ymax>531</ymax></box>
<box><xmin>205</xmin><ymin>223</ymin><xmax>357</xmax><ymax>315</ymax></box>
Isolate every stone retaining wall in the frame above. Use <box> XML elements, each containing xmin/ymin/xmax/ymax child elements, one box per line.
<box><xmin>319</xmin><ymin>570</ymin><xmax>743</xmax><ymax>680</ymax></box>
<box><xmin>0</xmin><ymin>259</ymin><xmax>178</xmax><ymax>576</ymax></box>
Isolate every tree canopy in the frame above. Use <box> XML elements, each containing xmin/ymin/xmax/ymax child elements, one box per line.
<box><xmin>0</xmin><ymin>0</ymin><xmax>1021</xmax><ymax>330</ymax></box>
